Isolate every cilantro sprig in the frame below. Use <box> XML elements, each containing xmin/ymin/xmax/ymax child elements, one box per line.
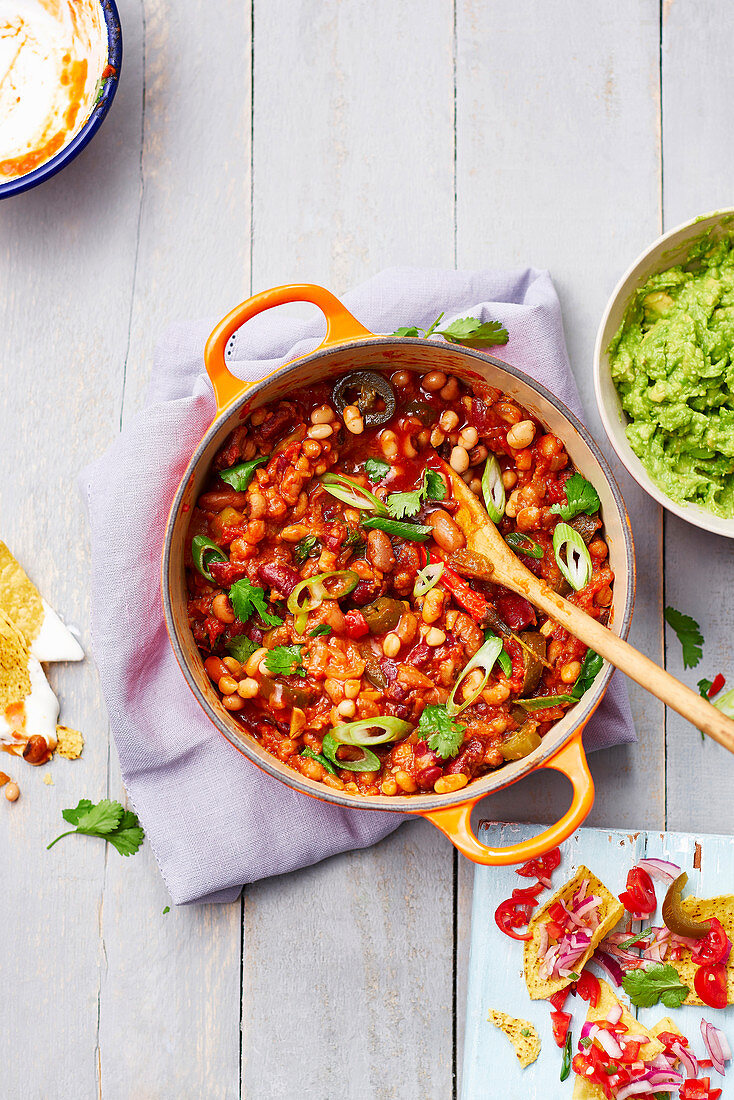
<box><xmin>416</xmin><ymin>704</ymin><xmax>465</xmax><ymax>760</ymax></box>
<box><xmin>387</xmin><ymin>468</ymin><xmax>446</xmax><ymax>520</ymax></box>
<box><xmin>229</xmin><ymin>578</ymin><xmax>283</xmax><ymax>628</ymax></box>
<box><xmin>664</xmin><ymin>606</ymin><xmax>703</xmax><ymax>669</ymax></box>
<box><xmin>365</xmin><ymin>458</ymin><xmax>391</xmax><ymax>482</ymax></box>
<box><xmin>549</xmin><ymin>473</ymin><xmax>601</xmax><ymax>520</ymax></box>
<box><xmin>265</xmin><ymin>644</ymin><xmax>306</xmax><ymax>678</ymax></box>
<box><xmin>392</xmin><ymin>312</ymin><xmax>509</xmax><ymax>348</ymax></box>
<box><xmin>622</xmin><ymin>963</ymin><xmax>689</xmax><ymax>1009</ymax></box>
<box><xmin>47</xmin><ymin>799</ymin><xmax>144</xmax><ymax>857</ymax></box>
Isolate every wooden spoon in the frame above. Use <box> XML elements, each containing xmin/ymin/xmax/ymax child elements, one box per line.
<box><xmin>439</xmin><ymin>460</ymin><xmax>734</xmax><ymax>753</ymax></box>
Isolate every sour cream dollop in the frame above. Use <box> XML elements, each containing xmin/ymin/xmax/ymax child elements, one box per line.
<box><xmin>0</xmin><ymin>0</ymin><xmax>108</xmax><ymax>182</ymax></box>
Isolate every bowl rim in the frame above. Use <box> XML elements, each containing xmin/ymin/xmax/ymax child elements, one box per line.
<box><xmin>162</xmin><ymin>337</ymin><xmax>636</xmax><ymax>813</ymax></box>
<box><xmin>0</xmin><ymin>0</ymin><xmax>123</xmax><ymax>200</ymax></box>
<box><xmin>593</xmin><ymin>207</ymin><xmax>734</xmax><ymax>539</ymax></box>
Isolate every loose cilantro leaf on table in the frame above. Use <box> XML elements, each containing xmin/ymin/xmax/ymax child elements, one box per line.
<box><xmin>698</xmin><ymin>677</ymin><xmax>714</xmax><ymax>698</ymax></box>
<box><xmin>265</xmin><ymin>645</ymin><xmax>306</xmax><ymax>678</ymax></box>
<box><xmin>664</xmin><ymin>606</ymin><xmax>703</xmax><ymax>669</ymax></box>
<box><xmin>229</xmin><ymin>578</ymin><xmax>283</xmax><ymax>628</ymax></box>
<box><xmin>47</xmin><ymin>798</ymin><xmax>145</xmax><ymax>857</ymax></box>
<box><xmin>391</xmin><ymin>312</ymin><xmax>509</xmax><ymax>348</ymax></box>
<box><xmin>415</xmin><ymin>704</ymin><xmax>465</xmax><ymax>760</ymax></box>
<box><xmin>550</xmin><ymin>473</ymin><xmax>601</xmax><ymax>520</ymax></box>
<box><xmin>622</xmin><ymin>963</ymin><xmax>689</xmax><ymax>1008</ymax></box>
<box><xmin>365</xmin><ymin>458</ymin><xmax>391</xmax><ymax>482</ymax></box>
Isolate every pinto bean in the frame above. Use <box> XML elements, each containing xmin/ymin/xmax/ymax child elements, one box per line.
<box><xmin>366</xmin><ymin>529</ymin><xmax>396</xmax><ymax>572</ymax></box>
<box><xmin>426</xmin><ymin>509</ymin><xmax>466</xmax><ymax>553</ymax></box>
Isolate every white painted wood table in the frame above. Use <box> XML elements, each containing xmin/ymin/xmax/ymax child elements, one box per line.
<box><xmin>1</xmin><ymin>3</ymin><xmax>732</xmax><ymax>1097</ymax></box>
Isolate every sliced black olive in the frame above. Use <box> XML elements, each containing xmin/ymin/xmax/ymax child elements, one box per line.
<box><xmin>332</xmin><ymin>371</ymin><xmax>396</xmax><ymax>428</ymax></box>
<box><xmin>568</xmin><ymin>513</ymin><xmax>600</xmax><ymax>545</ymax></box>
<box><xmin>518</xmin><ymin>631</ymin><xmax>547</xmax><ymax>696</ymax></box>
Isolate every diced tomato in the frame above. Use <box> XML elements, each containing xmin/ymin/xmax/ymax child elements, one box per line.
<box><xmin>515</xmin><ymin>847</ymin><xmax>561</xmax><ymax>881</ymax></box>
<box><xmin>550</xmin><ymin>1009</ymin><xmax>571</xmax><ymax>1047</ymax></box>
<box><xmin>691</xmin><ymin>917</ymin><xmax>731</xmax><ymax>966</ymax></box>
<box><xmin>495</xmin><ymin>591</ymin><xmax>537</xmax><ymax>630</ymax></box>
<box><xmin>545</xmin><ymin>920</ymin><xmax>564</xmax><ymax>941</ymax></box>
<box><xmin>549</xmin><ymin>988</ymin><xmax>570</xmax><ymax>1012</ymax></box>
<box><xmin>694</xmin><ymin>962</ymin><xmax>728</xmax><ymax>1009</ymax></box>
<box><xmin>548</xmin><ymin>902</ymin><xmax>566</xmax><ymax>923</ymax></box>
<box><xmin>618</xmin><ymin>867</ymin><xmax>657</xmax><ymax>916</ymax></box>
<box><xmin>511</xmin><ymin>881</ymin><xmax>545</xmax><ymax>903</ymax></box>
<box><xmin>680</xmin><ymin>1081</ymin><xmax>720</xmax><ymax>1100</ymax></box>
<box><xmin>575</xmin><ymin>970</ymin><xmax>600</xmax><ymax>1008</ymax></box>
<box><xmin>708</xmin><ymin>673</ymin><xmax>726</xmax><ymax>698</ymax></box>
<box><xmin>494</xmin><ymin>897</ymin><xmax>534</xmax><ymax>940</ymax></box>
<box><xmin>618</xmin><ymin>1039</ymin><xmax>641</xmax><ymax>1064</ymax></box>
<box><xmin>656</xmin><ymin>1030</ymin><xmax>688</xmax><ymax>1054</ymax></box>
<box><xmin>344</xmin><ymin>609</ymin><xmax>369</xmax><ymax>639</ymax></box>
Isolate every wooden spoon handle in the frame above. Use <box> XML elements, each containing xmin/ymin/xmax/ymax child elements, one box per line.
<box><xmin>527</xmin><ymin>583</ymin><xmax>734</xmax><ymax>753</ymax></box>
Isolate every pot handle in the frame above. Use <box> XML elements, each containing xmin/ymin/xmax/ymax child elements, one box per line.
<box><xmin>204</xmin><ymin>283</ymin><xmax>374</xmax><ymax>413</ymax></box>
<box><xmin>418</xmin><ymin>731</ymin><xmax>594</xmax><ymax>865</ymax></box>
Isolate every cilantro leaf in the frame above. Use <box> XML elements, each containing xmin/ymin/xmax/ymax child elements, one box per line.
<box><xmin>294</xmin><ymin>535</ymin><xmax>321</xmax><ymax>566</ymax></box>
<box><xmin>48</xmin><ymin>799</ymin><xmax>145</xmax><ymax>857</ymax></box>
<box><xmin>264</xmin><ymin>645</ymin><xmax>306</xmax><ymax>678</ymax></box>
<box><xmin>387</xmin><ymin>490</ymin><xmax>422</xmax><ymax>519</ymax></box>
<box><xmin>226</xmin><ymin>636</ymin><xmax>258</xmax><ymax>663</ymax></box>
<box><xmin>219</xmin><ymin>455</ymin><xmax>268</xmax><ymax>491</ymax></box>
<box><xmin>423</xmin><ymin>469</ymin><xmax>446</xmax><ymax>501</ymax></box>
<box><xmin>664</xmin><ymin>606</ymin><xmax>703</xmax><ymax>669</ymax></box>
<box><xmin>309</xmin><ymin>624</ymin><xmax>332</xmax><ymax>638</ymax></box>
<box><xmin>549</xmin><ymin>473</ymin><xmax>601</xmax><ymax>520</ymax></box>
<box><xmin>570</xmin><ymin>649</ymin><xmax>604</xmax><ymax>700</ymax></box>
<box><xmin>622</xmin><ymin>963</ymin><xmax>689</xmax><ymax>1008</ymax></box>
<box><xmin>698</xmin><ymin>677</ymin><xmax>714</xmax><ymax>698</ymax></box>
<box><xmin>229</xmin><ymin>578</ymin><xmax>282</xmax><ymax>628</ymax></box>
<box><xmin>416</xmin><ymin>704</ymin><xmax>465</xmax><ymax>760</ymax></box>
<box><xmin>365</xmin><ymin>458</ymin><xmax>391</xmax><ymax>482</ymax></box>
<box><xmin>438</xmin><ymin>317</ymin><xmax>509</xmax><ymax>347</ymax></box>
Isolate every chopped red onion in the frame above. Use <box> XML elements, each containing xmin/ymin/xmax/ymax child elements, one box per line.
<box><xmin>591</xmin><ymin>950</ymin><xmax>625</xmax><ymax>986</ymax></box>
<box><xmin>671</xmin><ymin>1040</ymin><xmax>698</xmax><ymax>1078</ymax></box>
<box><xmin>701</xmin><ymin>1018</ymin><xmax>731</xmax><ymax>1076</ymax></box>
<box><xmin>636</xmin><ymin>857</ymin><xmax>681</xmax><ymax>883</ymax></box>
<box><xmin>595</xmin><ymin>1028</ymin><xmax>622</xmax><ymax>1058</ymax></box>
<box><xmin>606</xmin><ymin>1003</ymin><xmax>623</xmax><ymax>1026</ymax></box>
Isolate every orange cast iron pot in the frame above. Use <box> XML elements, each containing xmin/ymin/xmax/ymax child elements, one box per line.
<box><xmin>162</xmin><ymin>284</ymin><xmax>636</xmax><ymax>866</ymax></box>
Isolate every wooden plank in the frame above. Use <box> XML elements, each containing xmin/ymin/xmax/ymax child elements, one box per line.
<box><xmin>661</xmin><ymin>0</ymin><xmax>734</xmax><ymax>834</ymax></box>
<box><xmin>0</xmin><ymin>0</ymin><xmax>146</xmax><ymax>1092</ymax></box>
<box><xmin>453</xmin><ymin>3</ymin><xmax>664</xmax><ymax>1090</ymax></box>
<box><xmin>244</xmin><ymin>2</ymin><xmax>457</xmax><ymax>1095</ymax></box>
<box><xmin>97</xmin><ymin>1</ymin><xmax>251</xmax><ymax>1096</ymax></box>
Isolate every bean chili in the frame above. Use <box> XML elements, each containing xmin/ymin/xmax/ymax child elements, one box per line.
<box><xmin>185</xmin><ymin>368</ymin><xmax>614</xmax><ymax>798</ymax></box>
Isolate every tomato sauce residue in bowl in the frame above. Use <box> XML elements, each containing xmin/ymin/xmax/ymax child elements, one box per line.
<box><xmin>0</xmin><ymin>0</ymin><xmax>108</xmax><ymax>182</ymax></box>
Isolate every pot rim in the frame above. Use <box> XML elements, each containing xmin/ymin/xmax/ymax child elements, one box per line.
<box><xmin>162</xmin><ymin>337</ymin><xmax>636</xmax><ymax>813</ymax></box>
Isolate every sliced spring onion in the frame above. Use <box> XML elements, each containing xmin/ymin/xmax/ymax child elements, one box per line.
<box><xmin>552</xmin><ymin>522</ymin><xmax>592</xmax><ymax>592</ymax></box>
<box><xmin>516</xmin><ymin>694</ymin><xmax>575</xmax><ymax>710</ymax></box>
<box><xmin>320</xmin><ymin>473</ymin><xmax>387</xmax><ymax>514</ymax></box>
<box><xmin>413</xmin><ymin>561</ymin><xmax>445</xmax><ymax>598</ymax></box>
<box><xmin>321</xmin><ymin>732</ymin><xmax>381</xmax><ymax>773</ymax></box>
<box><xmin>505</xmin><ymin>531</ymin><xmax>544</xmax><ymax>559</ymax></box>
<box><xmin>191</xmin><ymin>535</ymin><xmax>228</xmax><ymax>582</ymax></box>
<box><xmin>362</xmin><ymin>516</ymin><xmax>432</xmax><ymax>541</ymax></box>
<box><xmin>447</xmin><ymin>635</ymin><xmax>504</xmax><ymax>716</ymax></box>
<box><xmin>714</xmin><ymin>686</ymin><xmax>734</xmax><ymax>719</ymax></box>
<box><xmin>286</xmin><ymin>570</ymin><xmax>359</xmax><ymax>634</ymax></box>
<box><xmin>331</xmin><ymin>716</ymin><xmax>412</xmax><ymax>747</ymax></box>
<box><xmin>219</xmin><ymin>455</ymin><xmax>268</xmax><ymax>491</ymax></box>
<box><xmin>300</xmin><ymin>747</ymin><xmax>337</xmax><ymax>776</ymax></box>
<box><xmin>482</xmin><ymin>454</ymin><xmax>505</xmax><ymax>522</ymax></box>
<box><xmin>560</xmin><ymin>1029</ymin><xmax>573</xmax><ymax>1082</ymax></box>
<box><xmin>485</xmin><ymin>630</ymin><xmax>512</xmax><ymax>677</ymax></box>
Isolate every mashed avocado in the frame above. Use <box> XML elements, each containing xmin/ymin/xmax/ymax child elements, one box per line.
<box><xmin>609</xmin><ymin>230</ymin><xmax>734</xmax><ymax>518</ymax></box>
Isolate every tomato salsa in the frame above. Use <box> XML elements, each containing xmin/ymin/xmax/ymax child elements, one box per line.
<box><xmin>185</xmin><ymin>367</ymin><xmax>614</xmax><ymax>797</ymax></box>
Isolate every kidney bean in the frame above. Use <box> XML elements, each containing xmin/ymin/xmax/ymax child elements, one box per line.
<box><xmin>468</xmin><ymin>397</ymin><xmax>492</xmax><ymax>434</ymax></box>
<box><xmin>407</xmin><ymin>643</ymin><xmax>431</xmax><ymax>667</ymax></box>
<box><xmin>447</xmin><ymin>737</ymin><xmax>484</xmax><ymax>776</ymax></box>
<box><xmin>209</xmin><ymin>560</ymin><xmax>251</xmax><ymax>587</ymax></box>
<box><xmin>258</xmin><ymin>561</ymin><xmax>300</xmax><ymax>596</ymax></box>
<box><xmin>198</xmin><ymin>487</ymin><xmax>248</xmax><ymax>511</ymax></box>
<box><xmin>495</xmin><ymin>592</ymin><xmax>537</xmax><ymax>630</ymax></box>
<box><xmin>23</xmin><ymin>735</ymin><xmax>49</xmax><ymax>765</ymax></box>
<box><xmin>417</xmin><ymin>765</ymin><xmax>443</xmax><ymax>790</ymax></box>
<box><xmin>351</xmin><ymin>579</ymin><xmax>379</xmax><ymax>605</ymax></box>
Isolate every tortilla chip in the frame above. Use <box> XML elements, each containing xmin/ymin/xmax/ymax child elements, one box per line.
<box><xmin>487</xmin><ymin>1009</ymin><xmax>540</xmax><ymax>1067</ymax></box>
<box><xmin>667</xmin><ymin>895</ymin><xmax>734</xmax><ymax>1005</ymax></box>
<box><xmin>649</xmin><ymin>1015</ymin><xmax>682</xmax><ymax>1041</ymax></box>
<box><xmin>55</xmin><ymin>724</ymin><xmax>84</xmax><ymax>760</ymax></box>
<box><xmin>0</xmin><ymin>543</ymin><xmax>44</xmax><ymax>647</ymax></box>
<box><xmin>524</xmin><ymin>866</ymin><xmax>624</xmax><ymax>999</ymax></box>
<box><xmin>571</xmin><ymin>980</ymin><xmax>665</xmax><ymax>1099</ymax></box>
<box><xmin>0</xmin><ymin>609</ymin><xmax>31</xmax><ymax>713</ymax></box>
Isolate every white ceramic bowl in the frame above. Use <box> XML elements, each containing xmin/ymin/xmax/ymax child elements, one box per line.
<box><xmin>594</xmin><ymin>208</ymin><xmax>734</xmax><ymax>539</ymax></box>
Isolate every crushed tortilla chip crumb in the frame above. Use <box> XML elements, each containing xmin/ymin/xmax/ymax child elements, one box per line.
<box><xmin>43</xmin><ymin>772</ymin><xmax>53</xmax><ymax>785</ymax></box>
<box><xmin>55</xmin><ymin>725</ymin><xmax>84</xmax><ymax>759</ymax></box>
<box><xmin>0</xmin><ymin>771</ymin><xmax>9</xmax><ymax>787</ymax></box>
<box><xmin>487</xmin><ymin>1009</ymin><xmax>540</xmax><ymax>1067</ymax></box>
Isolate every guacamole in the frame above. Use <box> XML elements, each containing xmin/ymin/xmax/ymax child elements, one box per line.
<box><xmin>609</xmin><ymin>229</ymin><xmax>734</xmax><ymax>518</ymax></box>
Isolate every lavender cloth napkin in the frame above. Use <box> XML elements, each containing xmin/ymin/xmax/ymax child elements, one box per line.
<box><xmin>81</xmin><ymin>268</ymin><xmax>636</xmax><ymax>905</ymax></box>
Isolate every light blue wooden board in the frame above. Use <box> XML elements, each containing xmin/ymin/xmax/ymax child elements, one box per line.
<box><xmin>462</xmin><ymin>823</ymin><xmax>734</xmax><ymax>1099</ymax></box>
